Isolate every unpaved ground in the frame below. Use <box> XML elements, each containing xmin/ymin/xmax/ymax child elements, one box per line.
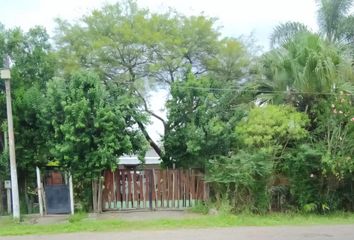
<box><xmin>90</xmin><ymin>210</ymin><xmax>200</xmax><ymax>221</ymax></box>
<box><xmin>2</xmin><ymin>225</ymin><xmax>354</xmax><ymax>240</ymax></box>
<box><xmin>22</xmin><ymin>210</ymin><xmax>198</xmax><ymax>225</ymax></box>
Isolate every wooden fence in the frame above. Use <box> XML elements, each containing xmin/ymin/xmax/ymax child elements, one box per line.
<box><xmin>102</xmin><ymin>169</ymin><xmax>207</xmax><ymax>210</ymax></box>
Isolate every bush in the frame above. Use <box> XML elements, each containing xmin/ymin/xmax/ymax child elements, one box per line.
<box><xmin>207</xmin><ymin>150</ymin><xmax>273</xmax><ymax>213</ymax></box>
<box><xmin>190</xmin><ymin>202</ymin><xmax>209</xmax><ymax>214</ymax></box>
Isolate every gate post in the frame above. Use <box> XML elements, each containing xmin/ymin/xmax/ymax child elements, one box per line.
<box><xmin>69</xmin><ymin>174</ymin><xmax>74</xmax><ymax>215</ymax></box>
<box><xmin>36</xmin><ymin>167</ymin><xmax>44</xmax><ymax>216</ymax></box>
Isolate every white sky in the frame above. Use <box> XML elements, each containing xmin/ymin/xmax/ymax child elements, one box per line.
<box><xmin>0</xmin><ymin>0</ymin><xmax>319</xmax><ymax>47</ymax></box>
<box><xmin>0</xmin><ymin>0</ymin><xmax>320</xmax><ymax>143</ymax></box>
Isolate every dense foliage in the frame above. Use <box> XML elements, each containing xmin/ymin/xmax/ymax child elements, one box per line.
<box><xmin>43</xmin><ymin>72</ymin><xmax>147</xmax><ymax>178</ymax></box>
<box><xmin>0</xmin><ymin>0</ymin><xmax>353</xmax><ymax>214</ymax></box>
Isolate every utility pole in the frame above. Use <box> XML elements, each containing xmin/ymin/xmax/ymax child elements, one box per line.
<box><xmin>1</xmin><ymin>55</ymin><xmax>20</xmax><ymax>219</ymax></box>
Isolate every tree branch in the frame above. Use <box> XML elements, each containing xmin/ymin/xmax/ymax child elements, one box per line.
<box><xmin>136</xmin><ymin>120</ymin><xmax>164</xmax><ymax>159</ymax></box>
<box><xmin>135</xmin><ymin>90</ymin><xmax>167</xmax><ymax>129</ymax></box>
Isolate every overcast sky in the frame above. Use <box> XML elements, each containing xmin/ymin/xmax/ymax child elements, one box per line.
<box><xmin>0</xmin><ymin>0</ymin><xmax>320</xmax><ymax>143</ymax></box>
<box><xmin>1</xmin><ymin>0</ymin><xmax>319</xmax><ymax>48</ymax></box>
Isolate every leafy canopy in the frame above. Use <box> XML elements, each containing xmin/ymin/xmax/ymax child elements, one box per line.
<box><xmin>43</xmin><ymin>71</ymin><xmax>147</xmax><ymax>179</ymax></box>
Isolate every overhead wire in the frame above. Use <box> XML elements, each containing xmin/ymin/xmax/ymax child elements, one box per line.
<box><xmin>173</xmin><ymin>85</ymin><xmax>354</xmax><ymax>96</ymax></box>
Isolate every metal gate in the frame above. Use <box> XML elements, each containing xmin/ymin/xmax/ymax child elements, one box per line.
<box><xmin>43</xmin><ymin>170</ymin><xmax>71</xmax><ymax>214</ymax></box>
<box><xmin>45</xmin><ymin>184</ymin><xmax>71</xmax><ymax>214</ymax></box>
<box><xmin>102</xmin><ymin>169</ymin><xmax>207</xmax><ymax>211</ymax></box>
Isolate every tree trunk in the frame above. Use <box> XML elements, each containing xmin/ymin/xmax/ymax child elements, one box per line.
<box><xmin>133</xmin><ymin>90</ymin><xmax>166</xmax><ymax>159</ymax></box>
<box><xmin>92</xmin><ymin>180</ymin><xmax>98</xmax><ymax>213</ymax></box>
<box><xmin>136</xmin><ymin>120</ymin><xmax>163</xmax><ymax>158</ymax></box>
<box><xmin>92</xmin><ymin>176</ymin><xmax>103</xmax><ymax>213</ymax></box>
<box><xmin>24</xmin><ymin>177</ymin><xmax>33</xmax><ymax>214</ymax></box>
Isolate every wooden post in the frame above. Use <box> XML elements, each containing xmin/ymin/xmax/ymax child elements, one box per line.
<box><xmin>127</xmin><ymin>170</ymin><xmax>132</xmax><ymax>208</ymax></box>
<box><xmin>133</xmin><ymin>171</ymin><xmax>138</xmax><ymax>208</ymax></box>
<box><xmin>117</xmin><ymin>170</ymin><xmax>122</xmax><ymax>209</ymax></box>
<box><xmin>177</xmin><ymin>170</ymin><xmax>181</xmax><ymax>208</ymax></box>
<box><xmin>149</xmin><ymin>170</ymin><xmax>153</xmax><ymax>210</ymax></box>
<box><xmin>166</xmin><ymin>168</ymin><xmax>170</xmax><ymax>207</ymax></box>
<box><xmin>97</xmin><ymin>177</ymin><xmax>103</xmax><ymax>213</ymax></box>
<box><xmin>152</xmin><ymin>169</ymin><xmax>158</xmax><ymax>209</ymax></box>
<box><xmin>141</xmin><ymin>171</ymin><xmax>145</xmax><ymax>208</ymax></box>
<box><xmin>92</xmin><ymin>180</ymin><xmax>98</xmax><ymax>213</ymax></box>
<box><xmin>112</xmin><ymin>170</ymin><xmax>117</xmax><ymax>209</ymax></box>
<box><xmin>203</xmin><ymin>182</ymin><xmax>209</xmax><ymax>201</ymax></box>
<box><xmin>69</xmin><ymin>174</ymin><xmax>74</xmax><ymax>215</ymax></box>
<box><xmin>36</xmin><ymin>167</ymin><xmax>44</xmax><ymax>216</ymax></box>
<box><xmin>131</xmin><ymin>171</ymin><xmax>135</xmax><ymax>208</ymax></box>
<box><xmin>172</xmin><ymin>167</ymin><xmax>175</xmax><ymax>208</ymax></box>
<box><xmin>162</xmin><ymin>170</ymin><xmax>167</xmax><ymax>207</ymax></box>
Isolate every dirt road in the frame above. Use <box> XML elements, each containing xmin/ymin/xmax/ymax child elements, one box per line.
<box><xmin>2</xmin><ymin>224</ymin><xmax>354</xmax><ymax>240</ymax></box>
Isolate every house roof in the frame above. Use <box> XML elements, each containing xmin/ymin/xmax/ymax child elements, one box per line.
<box><xmin>119</xmin><ymin>148</ymin><xmax>161</xmax><ymax>165</ymax></box>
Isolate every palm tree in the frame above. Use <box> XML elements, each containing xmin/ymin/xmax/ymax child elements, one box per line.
<box><xmin>258</xmin><ymin>32</ymin><xmax>354</xmax><ymax>110</ymax></box>
<box><xmin>261</xmin><ymin>0</ymin><xmax>354</xmax><ymax>110</ymax></box>
<box><xmin>270</xmin><ymin>0</ymin><xmax>354</xmax><ymax>47</ymax></box>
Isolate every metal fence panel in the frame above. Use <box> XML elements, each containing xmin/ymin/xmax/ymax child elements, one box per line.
<box><xmin>45</xmin><ymin>184</ymin><xmax>71</xmax><ymax>214</ymax></box>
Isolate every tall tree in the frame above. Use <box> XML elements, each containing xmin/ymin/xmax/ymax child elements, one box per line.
<box><xmin>0</xmin><ymin>25</ymin><xmax>56</xmax><ymax>213</ymax></box>
<box><xmin>43</xmin><ymin>71</ymin><xmax>147</xmax><ymax>211</ymax></box>
<box><xmin>270</xmin><ymin>0</ymin><xmax>354</xmax><ymax>47</ymax></box>
<box><xmin>44</xmin><ymin>71</ymin><xmax>147</xmax><ymax>174</ymax></box>
<box><xmin>161</xmin><ymin>30</ymin><xmax>255</xmax><ymax>168</ymax></box>
<box><xmin>317</xmin><ymin>0</ymin><xmax>354</xmax><ymax>42</ymax></box>
<box><xmin>54</xmin><ymin>0</ymin><xmax>222</xmax><ymax>158</ymax></box>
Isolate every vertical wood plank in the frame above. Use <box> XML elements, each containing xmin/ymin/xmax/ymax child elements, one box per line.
<box><xmin>133</xmin><ymin>171</ymin><xmax>138</xmax><ymax>208</ymax></box>
<box><xmin>116</xmin><ymin>170</ymin><xmax>121</xmax><ymax>209</ymax></box>
<box><xmin>174</xmin><ymin>169</ymin><xmax>178</xmax><ymax>207</ymax></box>
<box><xmin>102</xmin><ymin>170</ymin><xmax>113</xmax><ymax>210</ymax></box>
<box><xmin>179</xmin><ymin>169</ymin><xmax>183</xmax><ymax>208</ymax></box>
<box><xmin>198</xmin><ymin>179</ymin><xmax>203</xmax><ymax>201</ymax></box>
<box><xmin>122</xmin><ymin>170</ymin><xmax>126</xmax><ymax>209</ymax></box>
<box><xmin>156</xmin><ymin>170</ymin><xmax>162</xmax><ymax>208</ymax></box>
<box><xmin>151</xmin><ymin>169</ymin><xmax>156</xmax><ymax>209</ymax></box>
<box><xmin>112</xmin><ymin>170</ymin><xmax>116</xmax><ymax>209</ymax></box>
<box><xmin>141</xmin><ymin>171</ymin><xmax>145</xmax><ymax>208</ymax></box>
<box><xmin>177</xmin><ymin>169</ymin><xmax>180</xmax><ymax>208</ymax></box>
<box><xmin>169</xmin><ymin>170</ymin><xmax>173</xmax><ymax>207</ymax></box>
<box><xmin>184</xmin><ymin>170</ymin><xmax>188</xmax><ymax>207</ymax></box>
<box><xmin>163</xmin><ymin>169</ymin><xmax>168</xmax><ymax>208</ymax></box>
<box><xmin>186</xmin><ymin>169</ymin><xmax>190</xmax><ymax>207</ymax></box>
<box><xmin>152</xmin><ymin>169</ymin><xmax>158</xmax><ymax>209</ymax></box>
<box><xmin>180</xmin><ymin>170</ymin><xmax>184</xmax><ymax>207</ymax></box>
<box><xmin>127</xmin><ymin>170</ymin><xmax>132</xmax><ymax>208</ymax></box>
<box><xmin>172</xmin><ymin>169</ymin><xmax>175</xmax><ymax>207</ymax></box>
<box><xmin>190</xmin><ymin>170</ymin><xmax>195</xmax><ymax>206</ymax></box>
<box><xmin>101</xmin><ymin>171</ymin><xmax>107</xmax><ymax>210</ymax></box>
<box><xmin>145</xmin><ymin>171</ymin><xmax>150</xmax><ymax>209</ymax></box>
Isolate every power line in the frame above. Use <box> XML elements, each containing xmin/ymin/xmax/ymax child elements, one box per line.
<box><xmin>173</xmin><ymin>85</ymin><xmax>354</xmax><ymax>96</ymax></box>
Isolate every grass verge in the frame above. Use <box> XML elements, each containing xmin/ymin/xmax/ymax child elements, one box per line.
<box><xmin>1</xmin><ymin>212</ymin><xmax>354</xmax><ymax>236</ymax></box>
